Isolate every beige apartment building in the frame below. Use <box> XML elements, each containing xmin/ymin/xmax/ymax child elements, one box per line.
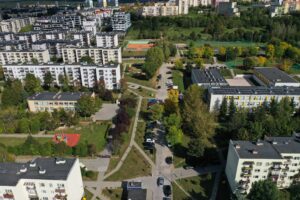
<box><xmin>0</xmin><ymin>49</ymin><xmax>50</xmax><ymax>65</ymax></box>
<box><xmin>27</xmin><ymin>92</ymin><xmax>93</xmax><ymax>112</ymax></box>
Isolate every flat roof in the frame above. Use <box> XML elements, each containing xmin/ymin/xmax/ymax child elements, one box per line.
<box><xmin>209</xmin><ymin>86</ymin><xmax>300</xmax><ymax>95</ymax></box>
<box><xmin>254</xmin><ymin>67</ymin><xmax>298</xmax><ymax>84</ymax></box>
<box><xmin>192</xmin><ymin>68</ymin><xmax>228</xmax><ymax>85</ymax></box>
<box><xmin>0</xmin><ymin>158</ymin><xmax>76</xmax><ymax>186</ymax></box>
<box><xmin>28</xmin><ymin>92</ymin><xmax>86</xmax><ymax>101</ymax></box>
<box><xmin>232</xmin><ymin>134</ymin><xmax>300</xmax><ymax>159</ymax></box>
<box><xmin>231</xmin><ymin>140</ymin><xmax>282</xmax><ymax>159</ymax></box>
<box><xmin>127</xmin><ymin>189</ymin><xmax>147</xmax><ymax>200</ymax></box>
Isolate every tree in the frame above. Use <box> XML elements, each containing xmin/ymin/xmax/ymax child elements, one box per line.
<box><xmin>228</xmin><ymin>97</ymin><xmax>236</xmax><ymax>119</ymax></box>
<box><xmin>120</xmin><ymin>78</ymin><xmax>128</xmax><ymax>93</ymax></box>
<box><xmin>289</xmin><ymin>183</ymin><xmax>300</xmax><ymax>200</ymax></box>
<box><xmin>149</xmin><ymin>104</ymin><xmax>164</xmax><ymax>121</ymax></box>
<box><xmin>226</xmin><ymin>47</ymin><xmax>237</xmax><ymax>61</ymax></box>
<box><xmin>243</xmin><ymin>57</ymin><xmax>257</xmax><ymax>70</ymax></box>
<box><xmin>88</xmin><ymin>144</ymin><xmax>97</xmax><ymax>156</ymax></box>
<box><xmin>167</xmin><ymin>89</ymin><xmax>179</xmax><ymax>103</ymax></box>
<box><xmin>194</xmin><ymin>58</ymin><xmax>204</xmax><ymax>68</ymax></box>
<box><xmin>182</xmin><ymin>85</ymin><xmax>216</xmax><ymax>146</ymax></box>
<box><xmin>203</xmin><ymin>46</ymin><xmax>214</xmax><ymax>59</ymax></box>
<box><xmin>80</xmin><ymin>56</ymin><xmax>94</xmax><ymax>64</ymax></box>
<box><xmin>257</xmin><ymin>56</ymin><xmax>267</xmax><ymax>67</ymax></box>
<box><xmin>143</xmin><ymin>47</ymin><xmax>164</xmax><ymax>78</ymax></box>
<box><xmin>248</xmin><ymin>180</ymin><xmax>280</xmax><ymax>200</ymax></box>
<box><xmin>278</xmin><ymin>59</ymin><xmax>292</xmax><ymax>72</ymax></box>
<box><xmin>164</xmin><ymin>98</ymin><xmax>179</xmax><ymax>115</ymax></box>
<box><xmin>174</xmin><ymin>59</ymin><xmax>184</xmax><ymax>70</ymax></box>
<box><xmin>95</xmin><ymin>78</ymin><xmax>106</xmax><ymax>98</ymax></box>
<box><xmin>219</xmin><ymin>47</ymin><xmax>226</xmax><ymax>57</ymax></box>
<box><xmin>164</xmin><ymin>113</ymin><xmax>181</xmax><ymax>129</ymax></box>
<box><xmin>166</xmin><ymin>126</ymin><xmax>183</xmax><ymax>145</ymax></box>
<box><xmin>1</xmin><ymin>80</ymin><xmax>25</xmax><ymax>107</ymax></box>
<box><xmin>266</xmin><ymin>44</ymin><xmax>275</xmax><ymax>58</ymax></box>
<box><xmin>76</xmin><ymin>95</ymin><xmax>102</xmax><ymax>117</ymax></box>
<box><xmin>187</xmin><ymin>139</ymin><xmax>205</xmax><ymax>158</ymax></box>
<box><xmin>219</xmin><ymin>98</ymin><xmax>228</xmax><ymax>122</ymax></box>
<box><xmin>43</xmin><ymin>71</ymin><xmax>54</xmax><ymax>88</ymax></box>
<box><xmin>24</xmin><ymin>73</ymin><xmax>42</xmax><ymax>95</ymax></box>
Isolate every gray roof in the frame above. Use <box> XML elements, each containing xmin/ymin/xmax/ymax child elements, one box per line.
<box><xmin>231</xmin><ymin>134</ymin><xmax>300</xmax><ymax>159</ymax></box>
<box><xmin>127</xmin><ymin>189</ymin><xmax>147</xmax><ymax>200</ymax></box>
<box><xmin>209</xmin><ymin>86</ymin><xmax>300</xmax><ymax>95</ymax></box>
<box><xmin>28</xmin><ymin>92</ymin><xmax>86</xmax><ymax>101</ymax></box>
<box><xmin>231</xmin><ymin>140</ymin><xmax>282</xmax><ymax>159</ymax></box>
<box><xmin>191</xmin><ymin>68</ymin><xmax>228</xmax><ymax>85</ymax></box>
<box><xmin>96</xmin><ymin>32</ymin><xmax>118</xmax><ymax>36</ymax></box>
<box><xmin>254</xmin><ymin>67</ymin><xmax>298</xmax><ymax>84</ymax></box>
<box><xmin>0</xmin><ymin>158</ymin><xmax>76</xmax><ymax>186</ymax></box>
<box><xmin>32</xmin><ymin>39</ymin><xmax>80</xmax><ymax>45</ymax></box>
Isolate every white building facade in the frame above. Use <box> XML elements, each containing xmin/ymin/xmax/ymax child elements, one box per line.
<box><xmin>3</xmin><ymin>63</ymin><xmax>121</xmax><ymax>89</ymax></box>
<box><xmin>96</xmin><ymin>32</ymin><xmax>119</xmax><ymax>48</ymax></box>
<box><xmin>111</xmin><ymin>12</ymin><xmax>131</xmax><ymax>31</ymax></box>
<box><xmin>0</xmin><ymin>49</ymin><xmax>50</xmax><ymax>65</ymax></box>
<box><xmin>226</xmin><ymin>135</ymin><xmax>300</xmax><ymax>195</ymax></box>
<box><xmin>62</xmin><ymin>47</ymin><xmax>122</xmax><ymax>65</ymax></box>
<box><xmin>0</xmin><ymin>158</ymin><xmax>84</xmax><ymax>200</ymax></box>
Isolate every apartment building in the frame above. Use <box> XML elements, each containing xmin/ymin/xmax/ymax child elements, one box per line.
<box><xmin>217</xmin><ymin>2</ymin><xmax>240</xmax><ymax>17</ymax></box>
<box><xmin>0</xmin><ymin>32</ymin><xmax>15</xmax><ymax>41</ymax></box>
<box><xmin>226</xmin><ymin>135</ymin><xmax>300</xmax><ymax>195</ymax></box>
<box><xmin>82</xmin><ymin>19</ymin><xmax>98</xmax><ymax>35</ymax></box>
<box><xmin>0</xmin><ymin>49</ymin><xmax>50</xmax><ymax>65</ymax></box>
<box><xmin>62</xmin><ymin>46</ymin><xmax>122</xmax><ymax>65</ymax></box>
<box><xmin>177</xmin><ymin>0</ymin><xmax>189</xmax><ymax>14</ymax></box>
<box><xmin>0</xmin><ymin>41</ymin><xmax>28</xmax><ymax>51</ymax></box>
<box><xmin>0</xmin><ymin>157</ymin><xmax>84</xmax><ymax>200</ymax></box>
<box><xmin>96</xmin><ymin>32</ymin><xmax>119</xmax><ymax>48</ymax></box>
<box><xmin>69</xmin><ymin>31</ymin><xmax>92</xmax><ymax>46</ymax></box>
<box><xmin>142</xmin><ymin>3</ymin><xmax>180</xmax><ymax>16</ymax></box>
<box><xmin>253</xmin><ymin>67</ymin><xmax>300</xmax><ymax>87</ymax></box>
<box><xmin>282</xmin><ymin>0</ymin><xmax>300</xmax><ymax>13</ymax></box>
<box><xmin>188</xmin><ymin>0</ymin><xmax>212</xmax><ymax>7</ymax></box>
<box><xmin>3</xmin><ymin>63</ymin><xmax>121</xmax><ymax>89</ymax></box>
<box><xmin>32</xmin><ymin>40</ymin><xmax>81</xmax><ymax>57</ymax></box>
<box><xmin>111</xmin><ymin>12</ymin><xmax>131</xmax><ymax>32</ymax></box>
<box><xmin>27</xmin><ymin>92</ymin><xmax>91</xmax><ymax>112</ymax></box>
<box><xmin>0</xmin><ymin>17</ymin><xmax>35</xmax><ymax>33</ymax></box>
<box><xmin>208</xmin><ymin>86</ymin><xmax>300</xmax><ymax>111</ymax></box>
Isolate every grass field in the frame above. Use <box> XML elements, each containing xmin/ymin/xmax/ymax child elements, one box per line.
<box><xmin>105</xmin><ymin>147</ymin><xmax>152</xmax><ymax>181</ymax></box>
<box><xmin>130</xmin><ymin>87</ymin><xmax>155</xmax><ymax>98</ymax></box>
<box><xmin>84</xmin><ymin>188</ymin><xmax>93</xmax><ymax>200</ymax></box>
<box><xmin>225</xmin><ymin>57</ymin><xmax>244</xmax><ymax>68</ymax></box>
<box><xmin>50</xmin><ymin>123</ymin><xmax>110</xmax><ymax>152</ymax></box>
<box><xmin>191</xmin><ymin>40</ymin><xmax>263</xmax><ymax>48</ymax></box>
<box><xmin>172</xmin><ymin>70</ymin><xmax>185</xmax><ymax>92</ymax></box>
<box><xmin>172</xmin><ymin>182</ymin><xmax>190</xmax><ymax>200</ymax></box>
<box><xmin>175</xmin><ymin>174</ymin><xmax>216</xmax><ymax>200</ymax></box>
<box><xmin>0</xmin><ymin>137</ymin><xmax>51</xmax><ymax>147</ymax></box>
<box><xmin>102</xmin><ymin>188</ymin><xmax>123</xmax><ymax>200</ymax></box>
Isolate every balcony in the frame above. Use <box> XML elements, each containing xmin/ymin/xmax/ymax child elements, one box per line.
<box><xmin>54</xmin><ymin>194</ymin><xmax>67</xmax><ymax>200</ymax></box>
<box><xmin>3</xmin><ymin>193</ymin><xmax>14</xmax><ymax>199</ymax></box>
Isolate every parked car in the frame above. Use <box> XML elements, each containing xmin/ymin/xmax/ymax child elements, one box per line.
<box><xmin>165</xmin><ymin>156</ymin><xmax>173</xmax><ymax>164</ymax></box>
<box><xmin>145</xmin><ymin>138</ymin><xmax>155</xmax><ymax>143</ymax></box>
<box><xmin>157</xmin><ymin>177</ymin><xmax>164</xmax><ymax>186</ymax></box>
<box><xmin>163</xmin><ymin>185</ymin><xmax>172</xmax><ymax>196</ymax></box>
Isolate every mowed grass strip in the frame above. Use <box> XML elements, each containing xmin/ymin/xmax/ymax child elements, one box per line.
<box><xmin>105</xmin><ymin>146</ymin><xmax>152</xmax><ymax>181</ymax></box>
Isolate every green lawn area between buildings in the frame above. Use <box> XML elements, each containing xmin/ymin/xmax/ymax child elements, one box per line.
<box><xmin>102</xmin><ymin>188</ymin><xmax>124</xmax><ymax>200</ymax></box>
<box><xmin>104</xmin><ymin>146</ymin><xmax>152</xmax><ymax>181</ymax></box>
<box><xmin>172</xmin><ymin>70</ymin><xmax>185</xmax><ymax>92</ymax></box>
<box><xmin>174</xmin><ymin>174</ymin><xmax>216</xmax><ymax>200</ymax></box>
<box><xmin>84</xmin><ymin>188</ymin><xmax>93</xmax><ymax>200</ymax></box>
<box><xmin>0</xmin><ymin>137</ymin><xmax>51</xmax><ymax>147</ymax></box>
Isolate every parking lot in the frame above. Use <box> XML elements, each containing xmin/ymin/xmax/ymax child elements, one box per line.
<box><xmin>156</xmin><ymin>63</ymin><xmax>174</xmax><ymax>100</ymax></box>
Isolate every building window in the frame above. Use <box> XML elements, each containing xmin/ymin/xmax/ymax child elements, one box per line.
<box><xmin>256</xmin><ymin>162</ymin><xmax>262</xmax><ymax>166</ymax></box>
<box><xmin>40</xmin><ymin>183</ymin><xmax>45</xmax><ymax>187</ymax></box>
<box><xmin>255</xmin><ymin>169</ymin><xmax>260</xmax><ymax>172</ymax></box>
<box><xmin>49</xmin><ymin>183</ymin><xmax>53</xmax><ymax>187</ymax></box>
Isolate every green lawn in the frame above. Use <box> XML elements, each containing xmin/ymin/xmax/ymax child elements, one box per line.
<box><xmin>122</xmin><ymin>50</ymin><xmax>147</xmax><ymax>57</ymax></box>
<box><xmin>175</xmin><ymin>174</ymin><xmax>216</xmax><ymax>200</ymax></box>
<box><xmin>193</xmin><ymin>40</ymin><xmax>263</xmax><ymax>48</ymax></box>
<box><xmin>131</xmin><ymin>87</ymin><xmax>155</xmax><ymax>98</ymax></box>
<box><xmin>102</xmin><ymin>188</ymin><xmax>123</xmax><ymax>200</ymax></box>
<box><xmin>220</xmin><ymin>68</ymin><xmax>233</xmax><ymax>79</ymax></box>
<box><xmin>125</xmin><ymin>74</ymin><xmax>156</xmax><ymax>88</ymax></box>
<box><xmin>0</xmin><ymin>137</ymin><xmax>51</xmax><ymax>147</ymax></box>
<box><xmin>225</xmin><ymin>57</ymin><xmax>244</xmax><ymax>68</ymax></box>
<box><xmin>84</xmin><ymin>188</ymin><xmax>93</xmax><ymax>200</ymax></box>
<box><xmin>172</xmin><ymin>70</ymin><xmax>185</xmax><ymax>92</ymax></box>
<box><xmin>50</xmin><ymin>122</ymin><xmax>110</xmax><ymax>152</ymax></box>
<box><xmin>105</xmin><ymin>147</ymin><xmax>152</xmax><ymax>181</ymax></box>
<box><xmin>172</xmin><ymin>182</ymin><xmax>190</xmax><ymax>200</ymax></box>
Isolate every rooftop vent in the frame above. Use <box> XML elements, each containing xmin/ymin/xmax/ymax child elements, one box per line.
<box><xmin>55</xmin><ymin>158</ymin><xmax>66</xmax><ymax>165</ymax></box>
<box><xmin>234</xmin><ymin>144</ymin><xmax>240</xmax><ymax>149</ymax></box>
<box><xmin>272</xmin><ymin>141</ymin><xmax>278</xmax><ymax>145</ymax></box>
<box><xmin>20</xmin><ymin>165</ymin><xmax>27</xmax><ymax>173</ymax></box>
<box><xmin>256</xmin><ymin>140</ymin><xmax>264</xmax><ymax>146</ymax></box>
<box><xmin>29</xmin><ymin>159</ymin><xmax>36</xmax><ymax>168</ymax></box>
<box><xmin>251</xmin><ymin>149</ymin><xmax>258</xmax><ymax>154</ymax></box>
<box><xmin>38</xmin><ymin>167</ymin><xmax>46</xmax><ymax>174</ymax></box>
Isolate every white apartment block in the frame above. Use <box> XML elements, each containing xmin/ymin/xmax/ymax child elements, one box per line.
<box><xmin>226</xmin><ymin>135</ymin><xmax>300</xmax><ymax>195</ymax></box>
<box><xmin>0</xmin><ymin>158</ymin><xmax>84</xmax><ymax>200</ymax></box>
<box><xmin>3</xmin><ymin>63</ymin><xmax>121</xmax><ymax>89</ymax></box>
<box><xmin>62</xmin><ymin>47</ymin><xmax>122</xmax><ymax>65</ymax></box>
<box><xmin>142</xmin><ymin>3</ymin><xmax>180</xmax><ymax>16</ymax></box>
<box><xmin>208</xmin><ymin>86</ymin><xmax>300</xmax><ymax>111</ymax></box>
<box><xmin>0</xmin><ymin>49</ymin><xmax>50</xmax><ymax>65</ymax></box>
<box><xmin>96</xmin><ymin>32</ymin><xmax>119</xmax><ymax>48</ymax></box>
<box><xmin>69</xmin><ymin>31</ymin><xmax>92</xmax><ymax>46</ymax></box>
<box><xmin>177</xmin><ymin>0</ymin><xmax>189</xmax><ymax>15</ymax></box>
<box><xmin>111</xmin><ymin>12</ymin><xmax>131</xmax><ymax>32</ymax></box>
<box><xmin>27</xmin><ymin>92</ymin><xmax>91</xmax><ymax>112</ymax></box>
<box><xmin>82</xmin><ymin>20</ymin><xmax>98</xmax><ymax>35</ymax></box>
<box><xmin>0</xmin><ymin>17</ymin><xmax>35</xmax><ymax>33</ymax></box>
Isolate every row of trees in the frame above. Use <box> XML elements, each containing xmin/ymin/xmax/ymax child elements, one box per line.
<box><xmin>218</xmin><ymin>97</ymin><xmax>300</xmax><ymax>141</ymax></box>
<box><xmin>7</xmin><ymin>136</ymin><xmax>97</xmax><ymax>157</ymax></box>
<box><xmin>109</xmin><ymin>96</ymin><xmax>137</xmax><ymax>154</ymax></box>
<box><xmin>247</xmin><ymin>180</ymin><xmax>300</xmax><ymax>200</ymax></box>
<box><xmin>131</xmin><ymin>8</ymin><xmax>300</xmax><ymax>45</ymax></box>
<box><xmin>0</xmin><ymin>107</ymin><xmax>79</xmax><ymax>134</ymax></box>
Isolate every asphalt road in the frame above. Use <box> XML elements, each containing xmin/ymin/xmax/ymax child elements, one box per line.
<box><xmin>156</xmin><ymin>63</ymin><xmax>173</xmax><ymax>100</ymax></box>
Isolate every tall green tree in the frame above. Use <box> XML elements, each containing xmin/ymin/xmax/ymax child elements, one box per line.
<box><xmin>166</xmin><ymin>126</ymin><xmax>183</xmax><ymax>145</ymax></box>
<box><xmin>24</xmin><ymin>73</ymin><xmax>42</xmax><ymax>95</ymax></box>
<box><xmin>43</xmin><ymin>71</ymin><xmax>54</xmax><ymax>88</ymax></box>
<box><xmin>219</xmin><ymin>98</ymin><xmax>228</xmax><ymax>122</ymax></box>
<box><xmin>149</xmin><ymin>104</ymin><xmax>164</xmax><ymax>121</ymax></box>
<box><xmin>1</xmin><ymin>80</ymin><xmax>25</xmax><ymax>107</ymax></box>
<box><xmin>248</xmin><ymin>180</ymin><xmax>280</xmax><ymax>200</ymax></box>
<box><xmin>76</xmin><ymin>95</ymin><xmax>102</xmax><ymax>117</ymax></box>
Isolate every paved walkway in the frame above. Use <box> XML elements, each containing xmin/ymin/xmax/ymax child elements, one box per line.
<box><xmin>127</xmin><ymin>82</ymin><xmax>157</xmax><ymax>92</ymax></box>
